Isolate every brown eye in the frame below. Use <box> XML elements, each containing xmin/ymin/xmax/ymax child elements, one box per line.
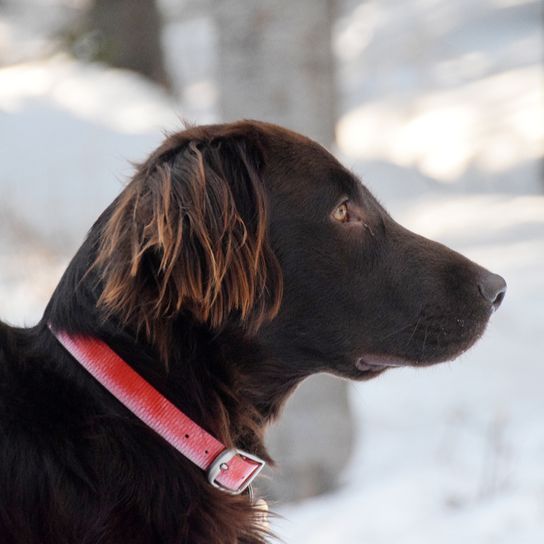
<box><xmin>332</xmin><ymin>201</ymin><xmax>349</xmax><ymax>223</ymax></box>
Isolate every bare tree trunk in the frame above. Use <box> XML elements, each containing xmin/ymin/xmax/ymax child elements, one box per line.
<box><xmin>87</xmin><ymin>0</ymin><xmax>169</xmax><ymax>88</ymax></box>
<box><xmin>214</xmin><ymin>0</ymin><xmax>336</xmax><ymax>146</ymax></box>
<box><xmin>214</xmin><ymin>0</ymin><xmax>354</xmax><ymax>503</ymax></box>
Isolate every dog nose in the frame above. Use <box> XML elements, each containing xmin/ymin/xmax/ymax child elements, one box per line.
<box><xmin>478</xmin><ymin>272</ymin><xmax>507</xmax><ymax>310</ymax></box>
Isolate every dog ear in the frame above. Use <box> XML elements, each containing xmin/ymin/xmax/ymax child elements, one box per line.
<box><xmin>92</xmin><ymin>134</ymin><xmax>282</xmax><ymax>360</ymax></box>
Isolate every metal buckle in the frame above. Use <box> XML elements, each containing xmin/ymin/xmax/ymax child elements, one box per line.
<box><xmin>207</xmin><ymin>448</ymin><xmax>266</xmax><ymax>495</ymax></box>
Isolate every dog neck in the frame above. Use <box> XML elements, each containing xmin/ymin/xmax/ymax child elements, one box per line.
<box><xmin>35</xmin><ymin>252</ymin><xmax>306</xmax><ymax>542</ymax></box>
<box><xmin>43</xmin><ymin>241</ymin><xmax>303</xmax><ymax>465</ymax></box>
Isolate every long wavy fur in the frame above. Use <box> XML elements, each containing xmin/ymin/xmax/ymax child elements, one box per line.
<box><xmin>93</xmin><ymin>131</ymin><xmax>283</xmax><ymax>363</ymax></box>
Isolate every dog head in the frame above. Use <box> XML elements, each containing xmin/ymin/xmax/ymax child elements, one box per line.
<box><xmin>92</xmin><ymin>121</ymin><xmax>506</xmax><ymax>378</ymax></box>
<box><xmin>255</xmin><ymin>123</ymin><xmax>506</xmax><ymax>379</ymax></box>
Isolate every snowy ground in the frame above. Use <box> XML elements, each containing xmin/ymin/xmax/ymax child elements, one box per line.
<box><xmin>0</xmin><ymin>0</ymin><xmax>542</xmax><ymax>542</ymax></box>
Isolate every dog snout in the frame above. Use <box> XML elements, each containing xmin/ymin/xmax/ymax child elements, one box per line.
<box><xmin>478</xmin><ymin>272</ymin><xmax>507</xmax><ymax>310</ymax></box>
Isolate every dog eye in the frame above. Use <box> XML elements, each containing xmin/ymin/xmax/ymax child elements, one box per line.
<box><xmin>332</xmin><ymin>201</ymin><xmax>350</xmax><ymax>223</ymax></box>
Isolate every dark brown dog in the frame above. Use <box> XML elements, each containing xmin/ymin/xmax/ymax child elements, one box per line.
<box><xmin>0</xmin><ymin>121</ymin><xmax>506</xmax><ymax>543</ymax></box>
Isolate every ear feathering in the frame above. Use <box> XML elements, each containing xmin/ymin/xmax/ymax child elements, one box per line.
<box><xmin>92</xmin><ymin>135</ymin><xmax>282</xmax><ymax>361</ymax></box>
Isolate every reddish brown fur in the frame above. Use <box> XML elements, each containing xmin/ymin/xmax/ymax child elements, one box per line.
<box><xmin>94</xmin><ymin>126</ymin><xmax>283</xmax><ymax>363</ymax></box>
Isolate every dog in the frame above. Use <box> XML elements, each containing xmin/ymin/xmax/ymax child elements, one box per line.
<box><xmin>0</xmin><ymin>121</ymin><xmax>506</xmax><ymax>543</ymax></box>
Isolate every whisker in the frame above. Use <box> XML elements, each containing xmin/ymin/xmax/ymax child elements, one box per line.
<box><xmin>420</xmin><ymin>325</ymin><xmax>429</xmax><ymax>359</ymax></box>
<box><xmin>376</xmin><ymin>320</ymin><xmax>418</xmax><ymax>342</ymax></box>
<box><xmin>404</xmin><ymin>314</ymin><xmax>422</xmax><ymax>348</ymax></box>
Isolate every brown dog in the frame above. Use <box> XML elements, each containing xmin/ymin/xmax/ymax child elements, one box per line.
<box><xmin>0</xmin><ymin>121</ymin><xmax>506</xmax><ymax>543</ymax></box>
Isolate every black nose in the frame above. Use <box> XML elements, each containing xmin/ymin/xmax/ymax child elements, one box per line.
<box><xmin>478</xmin><ymin>272</ymin><xmax>507</xmax><ymax>310</ymax></box>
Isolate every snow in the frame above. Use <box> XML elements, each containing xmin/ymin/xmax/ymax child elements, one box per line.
<box><xmin>338</xmin><ymin>66</ymin><xmax>542</xmax><ymax>185</ymax></box>
<box><xmin>335</xmin><ymin>0</ymin><xmax>543</xmax><ymax>192</ymax></box>
<box><xmin>0</xmin><ymin>0</ymin><xmax>543</xmax><ymax>541</ymax></box>
<box><xmin>0</xmin><ymin>56</ymin><xmax>182</xmax><ymax>251</ymax></box>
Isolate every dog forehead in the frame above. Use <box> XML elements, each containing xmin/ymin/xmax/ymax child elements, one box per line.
<box><xmin>163</xmin><ymin>120</ymin><xmax>365</xmax><ymax>203</ymax></box>
<box><xmin>246</xmin><ymin>125</ymin><xmax>347</xmax><ymax>185</ymax></box>
<box><xmin>261</xmin><ymin>135</ymin><xmax>364</xmax><ymax>207</ymax></box>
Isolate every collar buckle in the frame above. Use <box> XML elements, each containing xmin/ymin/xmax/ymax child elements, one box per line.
<box><xmin>207</xmin><ymin>448</ymin><xmax>266</xmax><ymax>495</ymax></box>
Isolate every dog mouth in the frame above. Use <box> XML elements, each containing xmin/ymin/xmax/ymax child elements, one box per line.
<box><xmin>351</xmin><ymin>312</ymin><xmax>493</xmax><ymax>378</ymax></box>
<box><xmin>355</xmin><ymin>343</ymin><xmax>473</xmax><ymax>374</ymax></box>
<box><xmin>355</xmin><ymin>354</ymin><xmax>414</xmax><ymax>373</ymax></box>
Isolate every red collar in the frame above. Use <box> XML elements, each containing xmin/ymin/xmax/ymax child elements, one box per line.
<box><xmin>49</xmin><ymin>326</ymin><xmax>265</xmax><ymax>495</ymax></box>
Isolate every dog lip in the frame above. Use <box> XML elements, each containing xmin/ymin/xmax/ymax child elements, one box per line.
<box><xmin>355</xmin><ymin>355</ymin><xmax>410</xmax><ymax>371</ymax></box>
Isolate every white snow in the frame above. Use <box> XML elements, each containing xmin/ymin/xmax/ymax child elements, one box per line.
<box><xmin>0</xmin><ymin>0</ymin><xmax>542</xmax><ymax>541</ymax></box>
<box><xmin>337</xmin><ymin>66</ymin><xmax>542</xmax><ymax>184</ymax></box>
<box><xmin>0</xmin><ymin>56</ymin><xmax>182</xmax><ymax>250</ymax></box>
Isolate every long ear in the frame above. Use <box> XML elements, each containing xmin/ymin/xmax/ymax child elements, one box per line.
<box><xmin>92</xmin><ymin>135</ymin><xmax>282</xmax><ymax>360</ymax></box>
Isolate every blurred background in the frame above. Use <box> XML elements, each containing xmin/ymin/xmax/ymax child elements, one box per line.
<box><xmin>0</xmin><ymin>0</ymin><xmax>542</xmax><ymax>542</ymax></box>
